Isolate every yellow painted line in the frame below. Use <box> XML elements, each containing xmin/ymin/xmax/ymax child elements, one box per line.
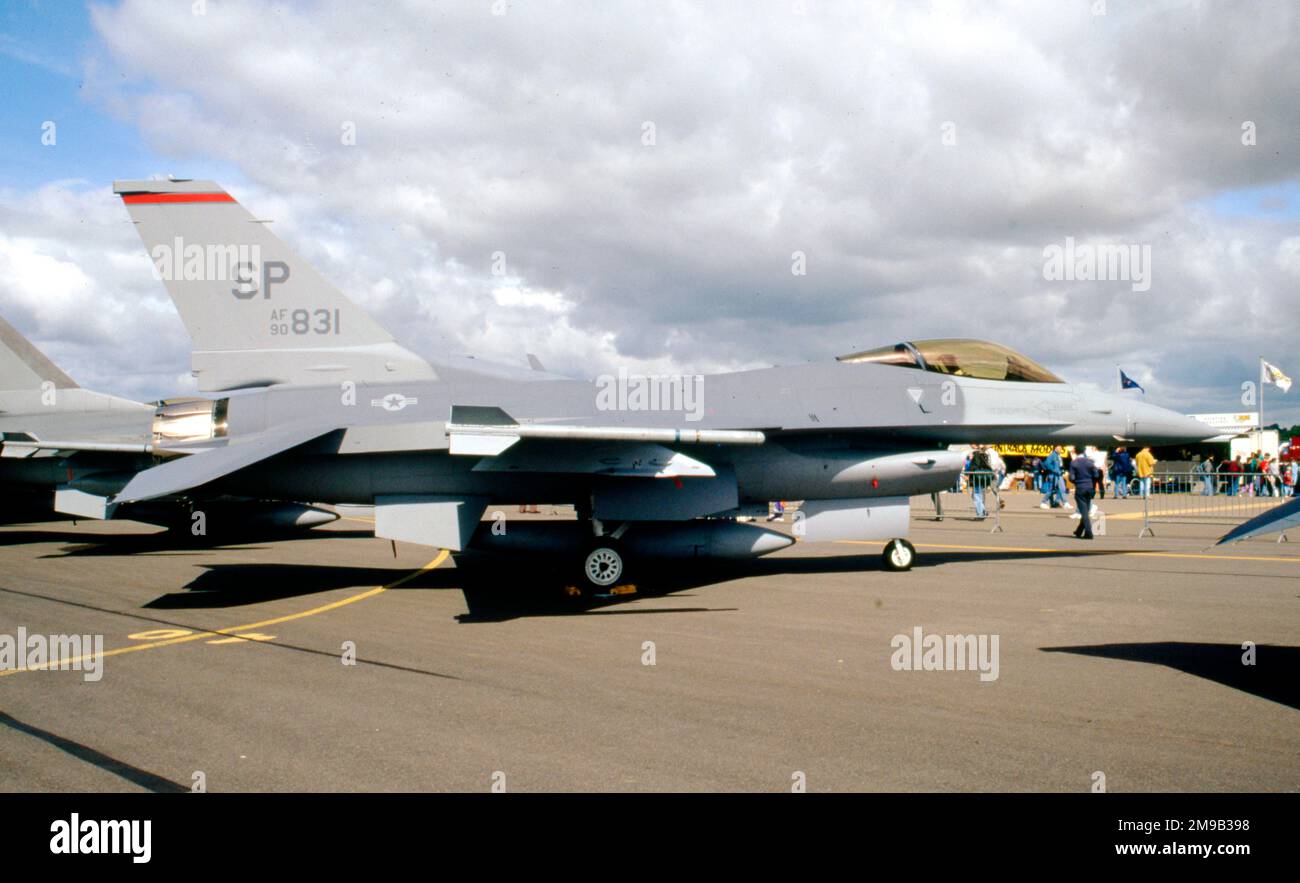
<box><xmin>1117</xmin><ymin>550</ymin><xmax>1299</xmax><ymax>563</ymax></box>
<box><xmin>0</xmin><ymin>550</ymin><xmax>449</xmax><ymax>677</ymax></box>
<box><xmin>844</xmin><ymin>540</ymin><xmax>1058</xmax><ymax>553</ymax></box>
<box><xmin>1107</xmin><ymin>504</ymin><xmax>1286</xmax><ymax>521</ymax></box>
<box><xmin>839</xmin><ymin>540</ymin><xmax>1300</xmax><ymax>564</ymax></box>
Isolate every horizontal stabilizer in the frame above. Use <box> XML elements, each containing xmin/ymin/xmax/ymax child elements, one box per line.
<box><xmin>1217</xmin><ymin>497</ymin><xmax>1300</xmax><ymax>544</ymax></box>
<box><xmin>112</xmin><ymin>423</ymin><xmax>334</xmax><ymax>504</ymax></box>
<box><xmin>53</xmin><ymin>488</ymin><xmax>117</xmax><ymax>521</ymax></box>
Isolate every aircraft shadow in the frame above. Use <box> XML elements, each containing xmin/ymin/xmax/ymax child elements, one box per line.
<box><xmin>144</xmin><ymin>547</ymin><xmax>1158</xmax><ymax>619</ymax></box>
<box><xmin>63</xmin><ymin>538</ymin><xmax>1249</xmax><ymax>621</ymax></box>
<box><xmin>439</xmin><ymin>556</ymin><xmax>734</xmax><ymax>621</ymax></box>
<box><xmin>0</xmin><ymin>528</ymin><xmax>134</xmax><ymax>547</ymax></box>
<box><xmin>145</xmin><ymin>562</ymin><xmax>443</xmax><ymax>608</ymax></box>
<box><xmin>1041</xmin><ymin>642</ymin><xmax>1300</xmax><ymax>711</ymax></box>
<box><xmin>446</xmin><ymin>553</ymin><xmax>902</xmax><ymax>621</ymax></box>
<box><xmin>21</xmin><ymin>528</ymin><xmax>375</xmax><ymax>556</ymax></box>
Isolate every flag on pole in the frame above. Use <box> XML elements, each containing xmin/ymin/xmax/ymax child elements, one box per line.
<box><xmin>1119</xmin><ymin>369</ymin><xmax>1145</xmax><ymax>393</ymax></box>
<box><xmin>1262</xmin><ymin>360</ymin><xmax>1292</xmax><ymax>393</ymax></box>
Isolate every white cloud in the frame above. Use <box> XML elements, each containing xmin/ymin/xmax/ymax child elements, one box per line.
<box><xmin>0</xmin><ymin>0</ymin><xmax>1295</xmax><ymax>424</ymax></box>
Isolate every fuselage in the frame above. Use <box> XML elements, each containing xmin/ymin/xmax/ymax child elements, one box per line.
<box><xmin>1</xmin><ymin>349</ymin><xmax>1215</xmax><ymax>512</ymax></box>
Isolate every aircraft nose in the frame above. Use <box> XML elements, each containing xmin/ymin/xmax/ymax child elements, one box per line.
<box><xmin>1129</xmin><ymin>403</ymin><xmax>1218</xmax><ymax>444</ymax></box>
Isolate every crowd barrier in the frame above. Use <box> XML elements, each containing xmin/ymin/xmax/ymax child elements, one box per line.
<box><xmin>933</xmin><ymin>470</ymin><xmax>1005</xmax><ymax>533</ymax></box>
<box><xmin>1133</xmin><ymin>470</ymin><xmax>1293</xmax><ymax>539</ymax></box>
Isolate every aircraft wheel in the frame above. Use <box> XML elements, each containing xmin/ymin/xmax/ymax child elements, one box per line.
<box><xmin>580</xmin><ymin>542</ymin><xmax>626</xmax><ymax>591</ymax></box>
<box><xmin>881</xmin><ymin>538</ymin><xmax>916</xmax><ymax>572</ymax></box>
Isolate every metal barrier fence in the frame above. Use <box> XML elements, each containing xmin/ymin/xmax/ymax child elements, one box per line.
<box><xmin>931</xmin><ymin>470</ymin><xmax>1004</xmax><ymax>533</ymax></box>
<box><xmin>1136</xmin><ymin>471</ymin><xmax>1294</xmax><ymax>539</ymax></box>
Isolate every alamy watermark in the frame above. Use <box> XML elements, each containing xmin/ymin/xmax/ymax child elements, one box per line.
<box><xmin>1</xmin><ymin>627</ymin><xmax>104</xmax><ymax>681</ymax></box>
<box><xmin>595</xmin><ymin>367</ymin><xmax>705</xmax><ymax>422</ymax></box>
<box><xmin>149</xmin><ymin>236</ymin><xmax>262</xmax><ymax>284</ymax></box>
<box><xmin>50</xmin><ymin>814</ymin><xmax>150</xmax><ymax>863</ymax></box>
<box><xmin>1042</xmin><ymin>237</ymin><xmax>1151</xmax><ymax>292</ymax></box>
<box><xmin>890</xmin><ymin>626</ymin><xmax>999</xmax><ymax>682</ymax></box>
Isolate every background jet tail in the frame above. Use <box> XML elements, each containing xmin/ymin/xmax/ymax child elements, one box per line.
<box><xmin>0</xmin><ymin>315</ymin><xmax>147</xmax><ymax>416</ymax></box>
<box><xmin>0</xmin><ymin>313</ymin><xmax>77</xmax><ymax>393</ymax></box>
<box><xmin>114</xmin><ymin>178</ymin><xmax>434</xmax><ymax>391</ymax></box>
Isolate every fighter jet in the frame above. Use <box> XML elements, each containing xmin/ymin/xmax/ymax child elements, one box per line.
<box><xmin>8</xmin><ymin>178</ymin><xmax>1216</xmax><ymax>588</ymax></box>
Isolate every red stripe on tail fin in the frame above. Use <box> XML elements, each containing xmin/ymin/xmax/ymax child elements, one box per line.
<box><xmin>121</xmin><ymin>192</ymin><xmax>235</xmax><ymax>204</ymax></box>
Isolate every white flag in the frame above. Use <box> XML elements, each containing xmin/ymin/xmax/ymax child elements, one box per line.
<box><xmin>1263</xmin><ymin>360</ymin><xmax>1292</xmax><ymax>393</ymax></box>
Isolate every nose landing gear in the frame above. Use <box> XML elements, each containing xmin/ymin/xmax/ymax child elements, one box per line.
<box><xmin>881</xmin><ymin>538</ymin><xmax>916</xmax><ymax>571</ymax></box>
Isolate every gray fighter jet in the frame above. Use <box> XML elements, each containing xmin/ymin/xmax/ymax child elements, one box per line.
<box><xmin>2</xmin><ymin>178</ymin><xmax>1216</xmax><ymax>588</ymax></box>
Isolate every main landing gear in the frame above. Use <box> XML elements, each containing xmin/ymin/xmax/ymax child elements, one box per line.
<box><xmin>571</xmin><ymin>515</ymin><xmax>635</xmax><ymax>595</ymax></box>
<box><xmin>581</xmin><ymin>542</ymin><xmax>626</xmax><ymax>589</ymax></box>
<box><xmin>881</xmin><ymin>538</ymin><xmax>916</xmax><ymax>571</ymax></box>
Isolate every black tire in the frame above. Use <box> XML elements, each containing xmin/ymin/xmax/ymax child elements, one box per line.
<box><xmin>881</xmin><ymin>538</ymin><xmax>916</xmax><ymax>572</ymax></box>
<box><xmin>579</xmin><ymin>541</ymin><xmax>627</xmax><ymax>591</ymax></box>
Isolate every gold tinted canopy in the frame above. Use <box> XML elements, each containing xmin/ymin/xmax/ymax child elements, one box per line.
<box><xmin>837</xmin><ymin>339</ymin><xmax>1064</xmax><ymax>383</ymax></box>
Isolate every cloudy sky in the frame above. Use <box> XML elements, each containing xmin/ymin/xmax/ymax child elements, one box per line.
<box><xmin>1</xmin><ymin>0</ymin><xmax>1297</xmax><ymax>424</ymax></box>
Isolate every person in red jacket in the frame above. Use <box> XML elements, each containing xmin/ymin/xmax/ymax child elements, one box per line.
<box><xmin>1226</xmin><ymin>456</ymin><xmax>1243</xmax><ymax>495</ymax></box>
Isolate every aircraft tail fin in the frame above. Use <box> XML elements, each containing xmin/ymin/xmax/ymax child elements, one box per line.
<box><xmin>0</xmin><ymin>315</ymin><xmax>148</xmax><ymax>416</ymax></box>
<box><xmin>0</xmin><ymin>314</ymin><xmax>77</xmax><ymax>392</ymax></box>
<box><xmin>113</xmin><ymin>178</ymin><xmax>433</xmax><ymax>391</ymax></box>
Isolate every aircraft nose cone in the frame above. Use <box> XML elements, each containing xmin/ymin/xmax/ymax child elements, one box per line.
<box><xmin>1130</xmin><ymin>406</ymin><xmax>1218</xmax><ymax>444</ymax></box>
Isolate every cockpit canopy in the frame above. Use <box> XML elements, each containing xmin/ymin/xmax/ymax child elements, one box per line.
<box><xmin>837</xmin><ymin>339</ymin><xmax>1065</xmax><ymax>384</ymax></box>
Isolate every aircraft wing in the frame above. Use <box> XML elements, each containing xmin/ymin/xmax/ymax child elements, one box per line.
<box><xmin>112</xmin><ymin>423</ymin><xmax>336</xmax><ymax>505</ymax></box>
<box><xmin>1216</xmin><ymin>497</ymin><xmax>1300</xmax><ymax>545</ymax></box>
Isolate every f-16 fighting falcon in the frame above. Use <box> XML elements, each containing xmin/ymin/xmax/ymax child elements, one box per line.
<box><xmin>0</xmin><ymin>178</ymin><xmax>1217</xmax><ymax>590</ymax></box>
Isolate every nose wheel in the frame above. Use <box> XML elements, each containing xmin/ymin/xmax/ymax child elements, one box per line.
<box><xmin>881</xmin><ymin>538</ymin><xmax>916</xmax><ymax>571</ymax></box>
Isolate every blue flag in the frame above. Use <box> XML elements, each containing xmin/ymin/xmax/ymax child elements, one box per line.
<box><xmin>1119</xmin><ymin>369</ymin><xmax>1145</xmax><ymax>393</ymax></box>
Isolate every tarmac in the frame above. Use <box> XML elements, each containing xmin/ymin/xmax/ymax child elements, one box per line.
<box><xmin>1</xmin><ymin>490</ymin><xmax>1296</xmax><ymax>792</ymax></box>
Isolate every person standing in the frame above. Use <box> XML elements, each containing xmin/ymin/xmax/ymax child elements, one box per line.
<box><xmin>1227</xmin><ymin>455</ymin><xmax>1243</xmax><ymax>495</ymax></box>
<box><xmin>967</xmin><ymin>445</ymin><xmax>991</xmax><ymax>518</ymax></box>
<box><xmin>1195</xmin><ymin>455</ymin><xmax>1216</xmax><ymax>495</ymax></box>
<box><xmin>987</xmin><ymin>447</ymin><xmax>1007</xmax><ymax>509</ymax></box>
<box><xmin>1265</xmin><ymin>455</ymin><xmax>1281</xmax><ymax>497</ymax></box>
<box><xmin>1112</xmin><ymin>446</ymin><xmax>1133</xmax><ymax>499</ymax></box>
<box><xmin>1068</xmin><ymin>448</ymin><xmax>1102</xmax><ymax>539</ymax></box>
<box><xmin>1038</xmin><ymin>447</ymin><xmax>1065</xmax><ymax>509</ymax></box>
<box><xmin>1135</xmin><ymin>446</ymin><xmax>1157</xmax><ymax>498</ymax></box>
<box><xmin>1026</xmin><ymin>455</ymin><xmax>1040</xmax><ymax>492</ymax></box>
<box><xmin>1057</xmin><ymin>446</ymin><xmax>1075</xmax><ymax>508</ymax></box>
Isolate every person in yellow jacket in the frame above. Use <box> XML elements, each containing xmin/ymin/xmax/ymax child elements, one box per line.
<box><xmin>1135</xmin><ymin>446</ymin><xmax>1157</xmax><ymax>498</ymax></box>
